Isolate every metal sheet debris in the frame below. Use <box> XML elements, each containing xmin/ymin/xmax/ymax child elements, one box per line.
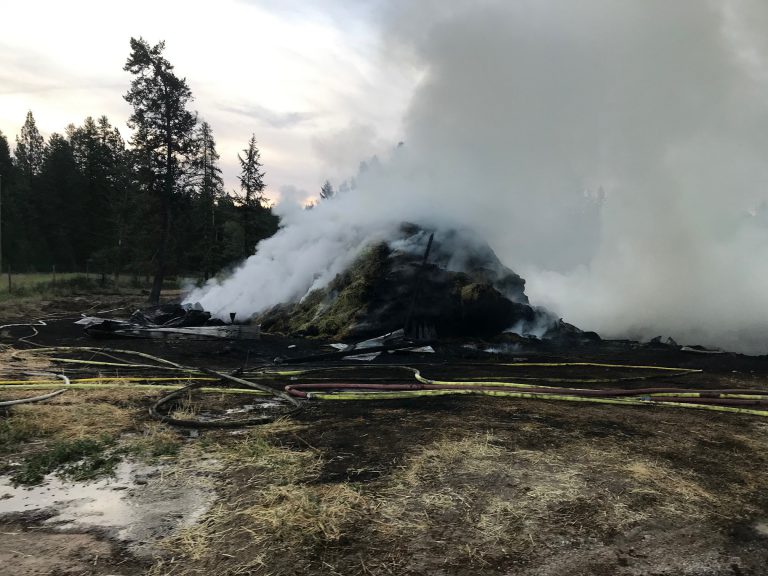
<box><xmin>77</xmin><ymin>304</ymin><xmax>260</xmax><ymax>340</ymax></box>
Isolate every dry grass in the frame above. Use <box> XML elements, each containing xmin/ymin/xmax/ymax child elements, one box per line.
<box><xmin>125</xmin><ymin>422</ymin><xmax>183</xmax><ymax>458</ymax></box>
<box><xmin>221</xmin><ymin>425</ymin><xmax>321</xmax><ymax>477</ymax></box>
<box><xmin>360</xmin><ymin>426</ymin><xmax>736</xmax><ymax>572</ymax></box>
<box><xmin>477</xmin><ymin>495</ymin><xmax>526</xmax><ymax>544</ymax></box>
<box><xmin>168</xmin><ymin>393</ymin><xmax>204</xmax><ymax>422</ymax></box>
<box><xmin>68</xmin><ymin>383</ymin><xmax>155</xmax><ymax>405</ymax></box>
<box><xmin>0</xmin><ymin>387</ymin><xmax>154</xmax><ymax>487</ymax></box>
<box><xmin>623</xmin><ymin>460</ymin><xmax>715</xmax><ymax>508</ymax></box>
<box><xmin>395</xmin><ymin>431</ymin><xmax>503</xmax><ymax>487</ymax></box>
<box><xmin>153</xmin><ymin>422</ymin><xmax>740</xmax><ymax>575</ymax></box>
<box><xmin>158</xmin><ymin>485</ymin><xmax>366</xmax><ymax>575</ymax></box>
<box><xmin>0</xmin><ymin>347</ymin><xmax>52</xmax><ymax>377</ymax></box>
<box><xmin>0</xmin><ymin>386</ymin><xmax>186</xmax><ymax>488</ymax></box>
<box><xmin>373</xmin><ymin>435</ymin><xmax>546</xmax><ymax>563</ymax></box>
<box><xmin>3</xmin><ymin>395</ymin><xmax>135</xmax><ymax>440</ymax></box>
<box><xmin>151</xmin><ymin>427</ymin><xmax>336</xmax><ymax>575</ymax></box>
<box><xmin>242</xmin><ymin>483</ymin><xmax>366</xmax><ymax>543</ymax></box>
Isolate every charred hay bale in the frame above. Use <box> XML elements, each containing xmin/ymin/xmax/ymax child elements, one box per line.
<box><xmin>257</xmin><ymin>243</ymin><xmax>391</xmax><ymax>339</ymax></box>
<box><xmin>253</xmin><ymin>226</ymin><xmax>556</xmax><ymax>341</ymax></box>
<box><xmin>458</xmin><ymin>283</ymin><xmax>536</xmax><ymax>336</ymax></box>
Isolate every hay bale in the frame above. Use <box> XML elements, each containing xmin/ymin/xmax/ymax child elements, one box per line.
<box><xmin>254</xmin><ymin>225</ymin><xmax>551</xmax><ymax>340</ymax></box>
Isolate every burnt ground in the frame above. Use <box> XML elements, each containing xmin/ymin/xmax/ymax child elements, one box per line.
<box><xmin>1</xmin><ymin>295</ymin><xmax>768</xmax><ymax>575</ymax></box>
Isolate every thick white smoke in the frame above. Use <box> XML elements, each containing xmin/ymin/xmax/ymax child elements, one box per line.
<box><xmin>188</xmin><ymin>0</ymin><xmax>768</xmax><ymax>353</ymax></box>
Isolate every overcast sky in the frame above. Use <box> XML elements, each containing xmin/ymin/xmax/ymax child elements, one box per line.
<box><xmin>0</xmin><ymin>0</ymin><xmax>421</xmax><ymax>202</ymax></box>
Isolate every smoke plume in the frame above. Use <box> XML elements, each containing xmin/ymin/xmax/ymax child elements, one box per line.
<box><xmin>188</xmin><ymin>0</ymin><xmax>768</xmax><ymax>354</ymax></box>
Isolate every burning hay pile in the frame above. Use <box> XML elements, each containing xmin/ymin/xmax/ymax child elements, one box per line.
<box><xmin>71</xmin><ymin>224</ymin><xmax>596</xmax><ymax>346</ymax></box>
<box><xmin>253</xmin><ymin>224</ymin><xmax>581</xmax><ymax>341</ymax></box>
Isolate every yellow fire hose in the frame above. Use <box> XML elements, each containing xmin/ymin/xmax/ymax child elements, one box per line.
<box><xmin>4</xmin><ymin>353</ymin><xmax>767</xmax><ymax>419</ymax></box>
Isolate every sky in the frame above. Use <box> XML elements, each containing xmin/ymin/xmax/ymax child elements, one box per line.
<box><xmin>0</xmin><ymin>0</ymin><xmax>421</xmax><ymax>202</ymax></box>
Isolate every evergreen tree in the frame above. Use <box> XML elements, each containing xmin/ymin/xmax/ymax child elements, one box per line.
<box><xmin>124</xmin><ymin>37</ymin><xmax>197</xmax><ymax>304</ymax></box>
<box><xmin>205</xmin><ymin>192</ymin><xmax>243</xmax><ymax>268</ymax></box>
<box><xmin>123</xmin><ymin>145</ymin><xmax>159</xmax><ymax>280</ymax></box>
<box><xmin>0</xmin><ymin>131</ymin><xmax>12</xmax><ymax>179</ymax></box>
<box><xmin>68</xmin><ymin>116</ymin><xmax>130</xmax><ymax>274</ymax></box>
<box><xmin>188</xmin><ymin>121</ymin><xmax>224</xmax><ymax>198</ymax></box>
<box><xmin>68</xmin><ymin>117</ymin><xmax>102</xmax><ymax>264</ymax></box>
<box><xmin>320</xmin><ymin>180</ymin><xmax>335</xmax><ymax>200</ymax></box>
<box><xmin>12</xmin><ymin>112</ymin><xmax>48</xmax><ymax>268</ymax></box>
<box><xmin>238</xmin><ymin>134</ymin><xmax>266</xmax><ymax>206</ymax></box>
<box><xmin>38</xmin><ymin>133</ymin><xmax>80</xmax><ymax>269</ymax></box>
<box><xmin>0</xmin><ymin>131</ymin><xmax>16</xmax><ymax>272</ymax></box>
<box><xmin>187</xmin><ymin>121</ymin><xmax>224</xmax><ymax>278</ymax></box>
<box><xmin>238</xmin><ymin>134</ymin><xmax>267</xmax><ymax>256</ymax></box>
<box><xmin>14</xmin><ymin>111</ymin><xmax>46</xmax><ymax>180</ymax></box>
<box><xmin>95</xmin><ymin>116</ymin><xmax>131</xmax><ymax>279</ymax></box>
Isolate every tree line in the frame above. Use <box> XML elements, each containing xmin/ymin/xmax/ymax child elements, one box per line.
<box><xmin>0</xmin><ymin>37</ymin><xmax>278</xmax><ymax>303</ymax></box>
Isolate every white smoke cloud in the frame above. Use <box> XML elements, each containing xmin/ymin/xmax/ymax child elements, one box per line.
<box><xmin>311</xmin><ymin>122</ymin><xmax>389</xmax><ymax>183</ymax></box>
<box><xmin>188</xmin><ymin>198</ymin><xmax>394</xmax><ymax>321</ymax></box>
<box><xmin>189</xmin><ymin>0</ymin><xmax>768</xmax><ymax>353</ymax></box>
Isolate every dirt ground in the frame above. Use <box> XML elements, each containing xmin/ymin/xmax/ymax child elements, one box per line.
<box><xmin>0</xmin><ymin>518</ymin><xmax>145</xmax><ymax>575</ymax></box>
<box><xmin>1</xmin><ymin>295</ymin><xmax>768</xmax><ymax>575</ymax></box>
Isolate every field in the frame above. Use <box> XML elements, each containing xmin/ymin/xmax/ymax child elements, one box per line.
<box><xmin>1</xmin><ymin>292</ymin><xmax>768</xmax><ymax>575</ymax></box>
<box><xmin>0</xmin><ymin>272</ymin><xmax>193</xmax><ymax>302</ymax></box>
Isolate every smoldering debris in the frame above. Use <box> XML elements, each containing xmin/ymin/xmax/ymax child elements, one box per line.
<box><xmin>75</xmin><ymin>225</ymin><xmax>586</xmax><ymax>345</ymax></box>
<box><xmin>252</xmin><ymin>224</ymin><xmax>585</xmax><ymax>342</ymax></box>
<box><xmin>78</xmin><ymin>303</ymin><xmax>260</xmax><ymax>340</ymax></box>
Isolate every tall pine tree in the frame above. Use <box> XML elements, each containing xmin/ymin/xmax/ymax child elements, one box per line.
<box><xmin>13</xmin><ymin>112</ymin><xmax>48</xmax><ymax>268</ymax></box>
<box><xmin>238</xmin><ymin>134</ymin><xmax>267</xmax><ymax>256</ymax></box>
<box><xmin>96</xmin><ymin>116</ymin><xmax>131</xmax><ymax>279</ymax></box>
<box><xmin>124</xmin><ymin>37</ymin><xmax>196</xmax><ymax>303</ymax></box>
<box><xmin>68</xmin><ymin>116</ymin><xmax>130</xmax><ymax>274</ymax></box>
<box><xmin>320</xmin><ymin>180</ymin><xmax>335</xmax><ymax>200</ymax></box>
<box><xmin>14</xmin><ymin>111</ymin><xmax>46</xmax><ymax>181</ymax></box>
<box><xmin>38</xmin><ymin>133</ymin><xmax>80</xmax><ymax>269</ymax></box>
<box><xmin>188</xmin><ymin>121</ymin><xmax>224</xmax><ymax>278</ymax></box>
<box><xmin>0</xmin><ymin>131</ymin><xmax>12</xmax><ymax>180</ymax></box>
<box><xmin>0</xmin><ymin>131</ymin><xmax>15</xmax><ymax>273</ymax></box>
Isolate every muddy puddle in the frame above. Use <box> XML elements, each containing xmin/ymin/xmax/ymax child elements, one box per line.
<box><xmin>0</xmin><ymin>459</ymin><xmax>216</xmax><ymax>558</ymax></box>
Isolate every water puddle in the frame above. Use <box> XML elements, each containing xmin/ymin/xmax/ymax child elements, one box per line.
<box><xmin>223</xmin><ymin>400</ymin><xmax>284</xmax><ymax>414</ymax></box>
<box><xmin>0</xmin><ymin>459</ymin><xmax>216</xmax><ymax>557</ymax></box>
<box><xmin>195</xmin><ymin>399</ymin><xmax>287</xmax><ymax>422</ymax></box>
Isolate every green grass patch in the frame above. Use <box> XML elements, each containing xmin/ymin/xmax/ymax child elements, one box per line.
<box><xmin>11</xmin><ymin>435</ymin><xmax>121</xmax><ymax>486</ymax></box>
<box><xmin>0</xmin><ymin>272</ymin><xmax>181</xmax><ymax>302</ymax></box>
<box><xmin>0</xmin><ymin>414</ymin><xmax>46</xmax><ymax>454</ymax></box>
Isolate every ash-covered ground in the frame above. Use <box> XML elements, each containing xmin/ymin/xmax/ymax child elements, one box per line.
<box><xmin>1</xmin><ymin>293</ymin><xmax>768</xmax><ymax>575</ymax></box>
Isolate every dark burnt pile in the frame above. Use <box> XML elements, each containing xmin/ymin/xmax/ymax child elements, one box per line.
<box><xmin>255</xmin><ymin>224</ymin><xmax>595</xmax><ymax>342</ymax></box>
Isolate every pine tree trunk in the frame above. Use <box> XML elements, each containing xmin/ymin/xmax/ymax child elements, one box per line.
<box><xmin>243</xmin><ymin>195</ymin><xmax>251</xmax><ymax>259</ymax></box>
<box><xmin>149</xmin><ymin>130</ymin><xmax>173</xmax><ymax>305</ymax></box>
<box><xmin>149</xmin><ymin>196</ymin><xmax>169</xmax><ymax>305</ymax></box>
